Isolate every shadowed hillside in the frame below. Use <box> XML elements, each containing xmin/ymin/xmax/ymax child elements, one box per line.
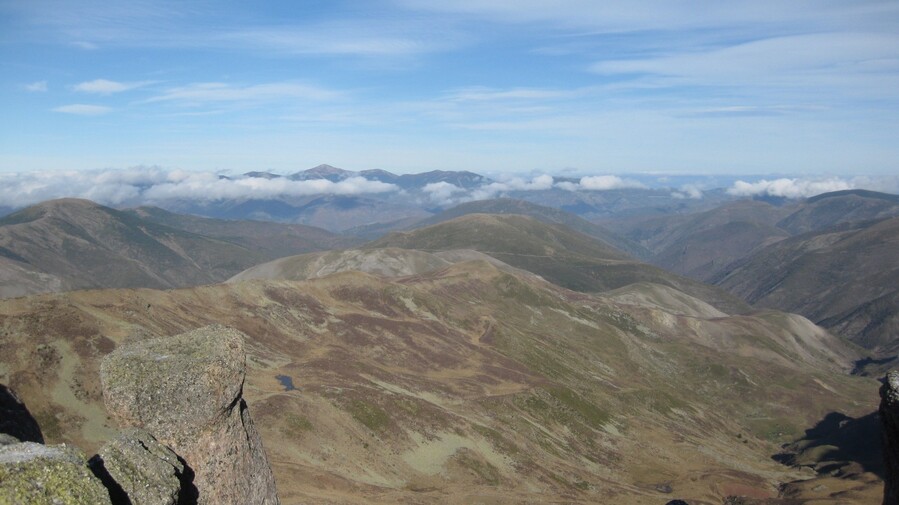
<box><xmin>716</xmin><ymin>216</ymin><xmax>899</xmax><ymax>353</ymax></box>
<box><xmin>0</xmin><ymin>199</ymin><xmax>350</xmax><ymax>298</ymax></box>
<box><xmin>125</xmin><ymin>205</ymin><xmax>359</xmax><ymax>258</ymax></box>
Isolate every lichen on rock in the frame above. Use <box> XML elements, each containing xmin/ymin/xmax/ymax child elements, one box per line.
<box><xmin>100</xmin><ymin>325</ymin><xmax>279</xmax><ymax>505</ymax></box>
<box><xmin>0</xmin><ymin>442</ymin><xmax>112</xmax><ymax>505</ymax></box>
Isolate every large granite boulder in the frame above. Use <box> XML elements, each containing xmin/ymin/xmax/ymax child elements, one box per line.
<box><xmin>89</xmin><ymin>428</ymin><xmax>186</xmax><ymax>505</ymax></box>
<box><xmin>881</xmin><ymin>370</ymin><xmax>899</xmax><ymax>505</ymax></box>
<box><xmin>100</xmin><ymin>325</ymin><xmax>279</xmax><ymax>505</ymax></box>
<box><xmin>0</xmin><ymin>442</ymin><xmax>112</xmax><ymax>505</ymax></box>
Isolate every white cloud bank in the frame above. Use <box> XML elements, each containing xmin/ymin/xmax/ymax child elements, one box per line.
<box><xmin>555</xmin><ymin>175</ymin><xmax>646</xmax><ymax>191</ymax></box>
<box><xmin>0</xmin><ymin>168</ymin><xmax>398</xmax><ymax>209</ymax></box>
<box><xmin>727</xmin><ymin>177</ymin><xmax>853</xmax><ymax>199</ymax></box>
<box><xmin>671</xmin><ymin>184</ymin><xmax>704</xmax><ymax>199</ymax></box>
<box><xmin>422</xmin><ymin>181</ymin><xmax>466</xmax><ymax>205</ymax></box>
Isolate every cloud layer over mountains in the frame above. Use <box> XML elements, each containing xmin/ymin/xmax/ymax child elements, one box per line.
<box><xmin>0</xmin><ymin>166</ymin><xmax>894</xmax><ymax>210</ymax></box>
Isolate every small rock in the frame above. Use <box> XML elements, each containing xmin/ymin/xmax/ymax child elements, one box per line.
<box><xmin>89</xmin><ymin>428</ymin><xmax>185</xmax><ymax>505</ymax></box>
<box><xmin>0</xmin><ymin>442</ymin><xmax>112</xmax><ymax>505</ymax></box>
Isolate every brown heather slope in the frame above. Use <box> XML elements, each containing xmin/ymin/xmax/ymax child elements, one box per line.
<box><xmin>368</xmin><ymin>213</ymin><xmax>752</xmax><ymax>314</ymax></box>
<box><xmin>125</xmin><ymin>205</ymin><xmax>359</xmax><ymax>258</ymax></box>
<box><xmin>227</xmin><ymin>247</ymin><xmax>535</xmax><ymax>283</ymax></box>
<box><xmin>715</xmin><ymin>216</ymin><xmax>899</xmax><ymax>353</ymax></box>
<box><xmin>0</xmin><ymin>262</ymin><xmax>880</xmax><ymax>504</ymax></box>
<box><xmin>412</xmin><ymin>198</ymin><xmax>652</xmax><ymax>259</ymax></box>
<box><xmin>0</xmin><ymin>199</ymin><xmax>350</xmax><ymax>299</ymax></box>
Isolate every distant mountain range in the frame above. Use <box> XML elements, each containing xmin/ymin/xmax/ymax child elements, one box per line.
<box><xmin>246</xmin><ymin>164</ymin><xmax>488</xmax><ymax>189</ymax></box>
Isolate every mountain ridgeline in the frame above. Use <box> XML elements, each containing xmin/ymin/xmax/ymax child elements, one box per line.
<box><xmin>608</xmin><ymin>189</ymin><xmax>899</xmax><ymax>354</ymax></box>
<box><xmin>0</xmin><ymin>198</ymin><xmax>354</xmax><ymax>298</ymax></box>
<box><xmin>369</xmin><ymin>213</ymin><xmax>752</xmax><ymax>314</ymax></box>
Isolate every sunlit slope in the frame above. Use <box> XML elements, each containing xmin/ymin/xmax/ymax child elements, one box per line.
<box><xmin>0</xmin><ymin>260</ymin><xmax>876</xmax><ymax>504</ymax></box>
<box><xmin>228</xmin><ymin>247</ymin><xmax>529</xmax><ymax>282</ymax></box>
<box><xmin>368</xmin><ymin>213</ymin><xmax>751</xmax><ymax>314</ymax></box>
<box><xmin>414</xmin><ymin>198</ymin><xmax>651</xmax><ymax>259</ymax></box>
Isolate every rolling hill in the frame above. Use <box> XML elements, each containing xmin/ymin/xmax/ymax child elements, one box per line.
<box><xmin>777</xmin><ymin>190</ymin><xmax>899</xmax><ymax>235</ymax></box>
<box><xmin>368</xmin><ymin>213</ymin><xmax>752</xmax><ymax>314</ymax></box>
<box><xmin>411</xmin><ymin>198</ymin><xmax>651</xmax><ymax>259</ymax></box>
<box><xmin>125</xmin><ymin>205</ymin><xmax>358</xmax><ymax>258</ymax></box>
<box><xmin>715</xmin><ymin>216</ymin><xmax>899</xmax><ymax>353</ymax></box>
<box><xmin>0</xmin><ymin>258</ymin><xmax>879</xmax><ymax>504</ymax></box>
<box><xmin>0</xmin><ymin>199</ymin><xmax>349</xmax><ymax>298</ymax></box>
<box><xmin>227</xmin><ymin>247</ymin><xmax>532</xmax><ymax>283</ymax></box>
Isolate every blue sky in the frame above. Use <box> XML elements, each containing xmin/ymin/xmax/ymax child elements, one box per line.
<box><xmin>2</xmin><ymin>0</ymin><xmax>898</xmax><ymax>177</ymax></box>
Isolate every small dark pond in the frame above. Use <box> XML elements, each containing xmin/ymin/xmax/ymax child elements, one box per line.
<box><xmin>276</xmin><ymin>375</ymin><xmax>297</xmax><ymax>391</ymax></box>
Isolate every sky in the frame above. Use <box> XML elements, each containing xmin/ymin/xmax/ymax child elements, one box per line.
<box><xmin>2</xmin><ymin>0</ymin><xmax>899</xmax><ymax>182</ymax></box>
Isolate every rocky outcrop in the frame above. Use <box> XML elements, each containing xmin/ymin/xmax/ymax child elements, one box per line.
<box><xmin>0</xmin><ymin>383</ymin><xmax>43</xmax><ymax>445</ymax></box>
<box><xmin>881</xmin><ymin>370</ymin><xmax>899</xmax><ymax>505</ymax></box>
<box><xmin>0</xmin><ymin>442</ymin><xmax>113</xmax><ymax>504</ymax></box>
<box><xmin>89</xmin><ymin>428</ymin><xmax>187</xmax><ymax>505</ymax></box>
<box><xmin>100</xmin><ymin>325</ymin><xmax>279</xmax><ymax>505</ymax></box>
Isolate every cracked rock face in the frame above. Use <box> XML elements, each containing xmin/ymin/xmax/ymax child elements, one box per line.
<box><xmin>0</xmin><ymin>442</ymin><xmax>112</xmax><ymax>505</ymax></box>
<box><xmin>100</xmin><ymin>325</ymin><xmax>279</xmax><ymax>505</ymax></box>
<box><xmin>89</xmin><ymin>428</ymin><xmax>185</xmax><ymax>505</ymax></box>
<box><xmin>881</xmin><ymin>371</ymin><xmax>899</xmax><ymax>505</ymax></box>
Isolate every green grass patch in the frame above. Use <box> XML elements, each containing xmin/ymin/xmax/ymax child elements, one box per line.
<box><xmin>472</xmin><ymin>424</ymin><xmax>521</xmax><ymax>456</ymax></box>
<box><xmin>281</xmin><ymin>414</ymin><xmax>313</xmax><ymax>438</ymax></box>
<box><xmin>347</xmin><ymin>399</ymin><xmax>390</xmax><ymax>432</ymax></box>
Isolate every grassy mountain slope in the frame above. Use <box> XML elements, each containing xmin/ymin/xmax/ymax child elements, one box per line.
<box><xmin>778</xmin><ymin>190</ymin><xmax>899</xmax><ymax>235</ymax></box>
<box><xmin>126</xmin><ymin>205</ymin><xmax>359</xmax><ymax>257</ymax></box>
<box><xmin>716</xmin><ymin>216</ymin><xmax>899</xmax><ymax>352</ymax></box>
<box><xmin>414</xmin><ymin>198</ymin><xmax>651</xmax><ymax>259</ymax></box>
<box><xmin>228</xmin><ymin>247</ymin><xmax>531</xmax><ymax>283</ymax></box>
<box><xmin>0</xmin><ymin>261</ymin><xmax>878</xmax><ymax>504</ymax></box>
<box><xmin>0</xmin><ymin>199</ymin><xmax>348</xmax><ymax>298</ymax></box>
<box><xmin>368</xmin><ymin>214</ymin><xmax>751</xmax><ymax>314</ymax></box>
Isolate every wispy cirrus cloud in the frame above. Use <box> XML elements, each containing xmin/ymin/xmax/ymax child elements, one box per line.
<box><xmin>591</xmin><ymin>32</ymin><xmax>899</xmax><ymax>98</ymax></box>
<box><xmin>73</xmin><ymin>78</ymin><xmax>153</xmax><ymax>94</ymax></box>
<box><xmin>145</xmin><ymin>82</ymin><xmax>343</xmax><ymax>106</ymax></box>
<box><xmin>219</xmin><ymin>21</ymin><xmax>466</xmax><ymax>57</ymax></box>
<box><xmin>23</xmin><ymin>81</ymin><xmax>48</xmax><ymax>92</ymax></box>
<box><xmin>445</xmin><ymin>86</ymin><xmax>578</xmax><ymax>102</ymax></box>
<box><xmin>52</xmin><ymin>104</ymin><xmax>112</xmax><ymax>116</ymax></box>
